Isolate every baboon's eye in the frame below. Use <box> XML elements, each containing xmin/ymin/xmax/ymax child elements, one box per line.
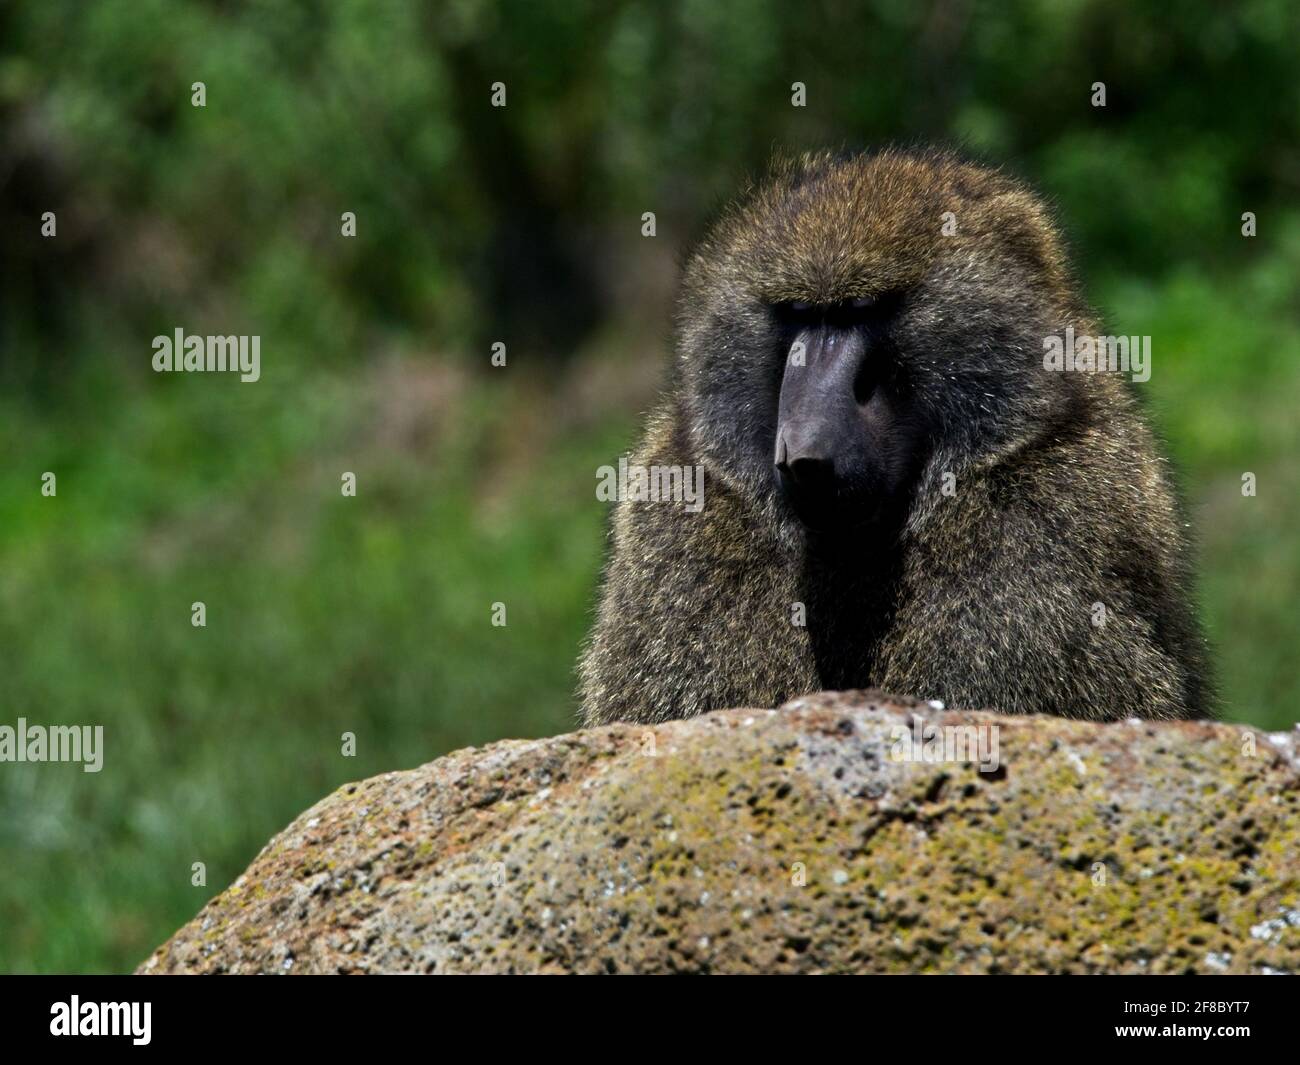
<box><xmin>771</xmin><ymin>292</ymin><xmax>904</xmax><ymax>329</ymax></box>
<box><xmin>827</xmin><ymin>291</ymin><xmax>904</xmax><ymax>328</ymax></box>
<box><xmin>771</xmin><ymin>300</ymin><xmax>821</xmax><ymax>328</ymax></box>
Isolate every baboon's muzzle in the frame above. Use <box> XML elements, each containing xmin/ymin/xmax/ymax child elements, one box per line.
<box><xmin>774</xmin><ymin>320</ymin><xmax>878</xmax><ymax>531</ymax></box>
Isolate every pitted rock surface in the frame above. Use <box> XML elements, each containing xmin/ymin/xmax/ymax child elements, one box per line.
<box><xmin>138</xmin><ymin>691</ymin><xmax>1300</xmax><ymax>974</ymax></box>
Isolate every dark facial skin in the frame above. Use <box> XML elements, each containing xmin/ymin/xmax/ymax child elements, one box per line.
<box><xmin>771</xmin><ymin>293</ymin><xmax>928</xmax><ymax>534</ymax></box>
<box><xmin>677</xmin><ymin>154</ymin><xmax>1079</xmax><ymax>549</ymax></box>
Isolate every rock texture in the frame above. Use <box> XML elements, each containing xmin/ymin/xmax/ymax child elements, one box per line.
<box><xmin>138</xmin><ymin>691</ymin><xmax>1300</xmax><ymax>974</ymax></box>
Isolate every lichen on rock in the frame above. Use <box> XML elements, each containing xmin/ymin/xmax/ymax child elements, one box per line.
<box><xmin>137</xmin><ymin>691</ymin><xmax>1300</xmax><ymax>974</ymax></box>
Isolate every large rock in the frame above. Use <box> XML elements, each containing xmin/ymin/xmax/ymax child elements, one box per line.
<box><xmin>138</xmin><ymin>691</ymin><xmax>1300</xmax><ymax>974</ymax></box>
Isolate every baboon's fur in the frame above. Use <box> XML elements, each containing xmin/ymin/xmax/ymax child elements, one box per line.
<box><xmin>579</xmin><ymin>148</ymin><xmax>1211</xmax><ymax>725</ymax></box>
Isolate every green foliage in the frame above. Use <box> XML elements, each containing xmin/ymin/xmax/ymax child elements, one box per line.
<box><xmin>0</xmin><ymin>0</ymin><xmax>1296</xmax><ymax>972</ymax></box>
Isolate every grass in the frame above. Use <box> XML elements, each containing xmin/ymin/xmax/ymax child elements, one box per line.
<box><xmin>0</xmin><ymin>350</ymin><xmax>633</xmax><ymax>972</ymax></box>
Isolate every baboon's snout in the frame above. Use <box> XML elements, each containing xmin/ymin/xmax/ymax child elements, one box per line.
<box><xmin>774</xmin><ymin>320</ymin><xmax>870</xmax><ymax>525</ymax></box>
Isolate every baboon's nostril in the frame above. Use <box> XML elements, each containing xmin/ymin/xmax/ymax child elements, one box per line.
<box><xmin>785</xmin><ymin>454</ymin><xmax>835</xmax><ymax>489</ymax></box>
<box><xmin>776</xmin><ymin>424</ymin><xmax>838</xmax><ymax>494</ymax></box>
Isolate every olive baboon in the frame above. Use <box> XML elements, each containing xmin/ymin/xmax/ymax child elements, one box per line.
<box><xmin>580</xmin><ymin>148</ymin><xmax>1211</xmax><ymax>726</ymax></box>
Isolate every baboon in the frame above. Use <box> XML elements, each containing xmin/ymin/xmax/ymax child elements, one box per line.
<box><xmin>580</xmin><ymin>148</ymin><xmax>1211</xmax><ymax>726</ymax></box>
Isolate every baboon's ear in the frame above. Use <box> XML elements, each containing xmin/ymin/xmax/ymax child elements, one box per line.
<box><xmin>984</xmin><ymin>191</ymin><xmax>1071</xmax><ymax>294</ymax></box>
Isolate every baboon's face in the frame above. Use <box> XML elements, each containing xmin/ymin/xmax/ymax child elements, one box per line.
<box><xmin>678</xmin><ymin>150</ymin><xmax>1075</xmax><ymax>536</ymax></box>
